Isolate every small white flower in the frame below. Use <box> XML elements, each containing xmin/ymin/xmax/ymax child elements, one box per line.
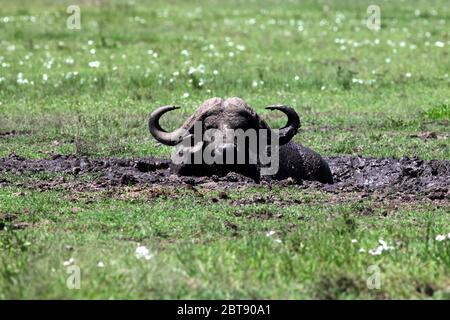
<box><xmin>135</xmin><ymin>246</ymin><xmax>153</xmax><ymax>260</ymax></box>
<box><xmin>17</xmin><ymin>73</ymin><xmax>29</xmax><ymax>85</ymax></box>
<box><xmin>63</xmin><ymin>258</ymin><xmax>75</xmax><ymax>267</ymax></box>
<box><xmin>188</xmin><ymin>64</ymin><xmax>205</xmax><ymax>75</ymax></box>
<box><xmin>351</xmin><ymin>239</ymin><xmax>358</xmax><ymax>243</ymax></box>
<box><xmin>358</xmin><ymin>248</ymin><xmax>366</xmax><ymax>253</ymax></box>
<box><xmin>97</xmin><ymin>261</ymin><xmax>105</xmax><ymax>268</ymax></box>
<box><xmin>252</xmin><ymin>80</ymin><xmax>258</xmax><ymax>87</ymax></box>
<box><xmin>181</xmin><ymin>49</ymin><xmax>190</xmax><ymax>57</ymax></box>
<box><xmin>294</xmin><ymin>75</ymin><xmax>300</xmax><ymax>81</ymax></box>
<box><xmin>182</xmin><ymin>92</ymin><xmax>189</xmax><ymax>98</ymax></box>
<box><xmin>213</xmin><ymin>70</ymin><xmax>219</xmax><ymax>75</ymax></box>
<box><xmin>266</xmin><ymin>230</ymin><xmax>276</xmax><ymax>237</ymax></box>
<box><xmin>274</xmin><ymin>239</ymin><xmax>282</xmax><ymax>244</ymax></box>
<box><xmin>90</xmin><ymin>48</ymin><xmax>96</xmax><ymax>55</ymax></box>
<box><xmin>435</xmin><ymin>41</ymin><xmax>445</xmax><ymax>48</ymax></box>
<box><xmin>405</xmin><ymin>72</ymin><xmax>412</xmax><ymax>78</ymax></box>
<box><xmin>42</xmin><ymin>74</ymin><xmax>48</xmax><ymax>81</ymax></box>
<box><xmin>379</xmin><ymin>239</ymin><xmax>394</xmax><ymax>251</ymax></box>
<box><xmin>385</xmin><ymin>58</ymin><xmax>391</xmax><ymax>63</ymax></box>
<box><xmin>368</xmin><ymin>239</ymin><xmax>395</xmax><ymax>255</ymax></box>
<box><xmin>435</xmin><ymin>234</ymin><xmax>446</xmax><ymax>241</ymax></box>
<box><xmin>87</xmin><ymin>40</ymin><xmax>94</xmax><ymax>45</ymax></box>
<box><xmin>88</xmin><ymin>61</ymin><xmax>100</xmax><ymax>68</ymax></box>
<box><xmin>369</xmin><ymin>246</ymin><xmax>383</xmax><ymax>256</ymax></box>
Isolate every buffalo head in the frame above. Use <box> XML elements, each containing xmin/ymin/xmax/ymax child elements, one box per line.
<box><xmin>149</xmin><ymin>97</ymin><xmax>302</xmax><ymax>179</ymax></box>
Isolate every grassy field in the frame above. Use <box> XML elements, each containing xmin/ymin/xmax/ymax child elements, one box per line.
<box><xmin>0</xmin><ymin>0</ymin><xmax>449</xmax><ymax>299</ymax></box>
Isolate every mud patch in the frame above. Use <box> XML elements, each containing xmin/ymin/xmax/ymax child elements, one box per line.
<box><xmin>0</xmin><ymin>153</ymin><xmax>449</xmax><ymax>202</ymax></box>
<box><xmin>0</xmin><ymin>212</ymin><xmax>29</xmax><ymax>230</ymax></box>
<box><xmin>0</xmin><ymin>130</ymin><xmax>28</xmax><ymax>138</ymax></box>
<box><xmin>322</xmin><ymin>156</ymin><xmax>449</xmax><ymax>201</ymax></box>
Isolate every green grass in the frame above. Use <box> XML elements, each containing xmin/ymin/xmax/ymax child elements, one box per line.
<box><xmin>1</xmin><ymin>186</ymin><xmax>449</xmax><ymax>299</ymax></box>
<box><xmin>0</xmin><ymin>0</ymin><xmax>449</xmax><ymax>299</ymax></box>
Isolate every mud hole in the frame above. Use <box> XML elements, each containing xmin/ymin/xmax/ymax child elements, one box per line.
<box><xmin>0</xmin><ymin>153</ymin><xmax>449</xmax><ymax>203</ymax></box>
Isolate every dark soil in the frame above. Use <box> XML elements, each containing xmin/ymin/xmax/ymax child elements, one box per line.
<box><xmin>0</xmin><ymin>153</ymin><xmax>449</xmax><ymax>201</ymax></box>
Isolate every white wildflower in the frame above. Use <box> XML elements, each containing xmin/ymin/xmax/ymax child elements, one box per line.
<box><xmin>63</xmin><ymin>258</ymin><xmax>75</xmax><ymax>267</ymax></box>
<box><xmin>368</xmin><ymin>239</ymin><xmax>395</xmax><ymax>255</ymax></box>
<box><xmin>369</xmin><ymin>246</ymin><xmax>383</xmax><ymax>256</ymax></box>
<box><xmin>88</xmin><ymin>61</ymin><xmax>100</xmax><ymax>68</ymax></box>
<box><xmin>266</xmin><ymin>230</ymin><xmax>276</xmax><ymax>237</ymax></box>
<box><xmin>65</xmin><ymin>57</ymin><xmax>75</xmax><ymax>65</ymax></box>
<box><xmin>135</xmin><ymin>246</ymin><xmax>153</xmax><ymax>260</ymax></box>
<box><xmin>17</xmin><ymin>73</ymin><xmax>29</xmax><ymax>85</ymax></box>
